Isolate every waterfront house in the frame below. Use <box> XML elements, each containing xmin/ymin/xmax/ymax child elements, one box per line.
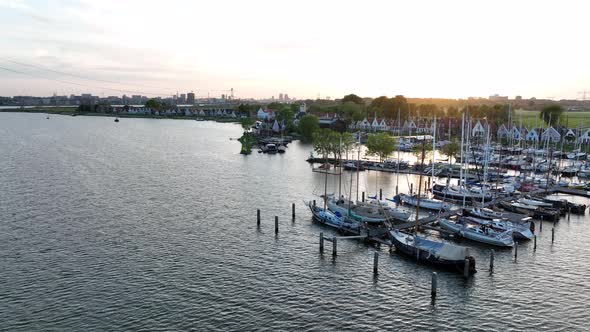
<box><xmin>358</xmin><ymin>117</ymin><xmax>371</xmax><ymax>131</ymax></box>
<box><xmin>563</xmin><ymin>129</ymin><xmax>577</xmax><ymax>142</ymax></box>
<box><xmin>497</xmin><ymin>124</ymin><xmax>509</xmax><ymax>139</ymax></box>
<box><xmin>403</xmin><ymin>119</ymin><xmax>417</xmax><ymax>134</ymax></box>
<box><xmin>472</xmin><ymin>120</ymin><xmax>485</xmax><ymax>137</ymax></box>
<box><xmin>257</xmin><ymin>108</ymin><xmax>274</xmax><ymax>120</ymax></box>
<box><xmin>579</xmin><ymin>128</ymin><xmax>590</xmax><ymax>143</ymax></box>
<box><xmin>510</xmin><ymin>126</ymin><xmax>523</xmax><ymax>141</ymax></box>
<box><xmin>525</xmin><ymin>128</ymin><xmax>539</xmax><ymax>142</ymax></box>
<box><xmin>541</xmin><ymin>126</ymin><xmax>561</xmax><ymax>143</ymax></box>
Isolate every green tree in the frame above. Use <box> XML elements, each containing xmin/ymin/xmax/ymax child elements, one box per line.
<box><xmin>340</xmin><ymin>132</ymin><xmax>356</xmax><ymax>159</ymax></box>
<box><xmin>145</xmin><ymin>98</ymin><xmax>162</xmax><ymax>110</ymax></box>
<box><xmin>446</xmin><ymin>106</ymin><xmax>459</xmax><ymax>118</ymax></box>
<box><xmin>342</xmin><ymin>94</ymin><xmax>364</xmax><ymax>105</ymax></box>
<box><xmin>441</xmin><ymin>140</ymin><xmax>460</xmax><ymax>161</ymax></box>
<box><xmin>298</xmin><ymin>115</ymin><xmax>320</xmax><ymax>143</ymax></box>
<box><xmin>365</xmin><ymin>132</ymin><xmax>396</xmax><ymax>162</ymax></box>
<box><xmin>341</xmin><ymin>101</ymin><xmax>363</xmax><ymax>122</ymax></box>
<box><xmin>241</xmin><ymin>117</ymin><xmax>254</xmax><ymax>131</ymax></box>
<box><xmin>539</xmin><ymin>104</ymin><xmax>563</xmax><ymax>126</ymax></box>
<box><xmin>312</xmin><ymin>129</ymin><xmax>335</xmax><ymax>158</ymax></box>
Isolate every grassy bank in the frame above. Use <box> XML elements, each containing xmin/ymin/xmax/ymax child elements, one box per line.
<box><xmin>514</xmin><ymin>109</ymin><xmax>590</xmax><ymax>128</ymax></box>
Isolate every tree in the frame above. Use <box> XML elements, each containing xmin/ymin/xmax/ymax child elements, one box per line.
<box><xmin>241</xmin><ymin>117</ymin><xmax>254</xmax><ymax>131</ymax></box>
<box><xmin>341</xmin><ymin>101</ymin><xmax>363</xmax><ymax>123</ymax></box>
<box><xmin>145</xmin><ymin>98</ymin><xmax>162</xmax><ymax>110</ymax></box>
<box><xmin>539</xmin><ymin>105</ymin><xmax>563</xmax><ymax>126</ymax></box>
<box><xmin>298</xmin><ymin>115</ymin><xmax>319</xmax><ymax>143</ymax></box>
<box><xmin>340</xmin><ymin>132</ymin><xmax>356</xmax><ymax>159</ymax></box>
<box><xmin>342</xmin><ymin>94</ymin><xmax>364</xmax><ymax>105</ymax></box>
<box><xmin>441</xmin><ymin>140</ymin><xmax>460</xmax><ymax>161</ymax></box>
<box><xmin>365</xmin><ymin>132</ymin><xmax>396</xmax><ymax>162</ymax></box>
<box><xmin>313</xmin><ymin>129</ymin><xmax>337</xmax><ymax>158</ymax></box>
<box><xmin>446</xmin><ymin>106</ymin><xmax>459</xmax><ymax>118</ymax></box>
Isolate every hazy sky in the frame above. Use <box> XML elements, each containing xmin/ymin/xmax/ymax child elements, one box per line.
<box><xmin>1</xmin><ymin>0</ymin><xmax>589</xmax><ymax>100</ymax></box>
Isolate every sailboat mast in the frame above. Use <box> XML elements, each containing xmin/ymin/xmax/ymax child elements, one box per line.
<box><xmin>414</xmin><ymin>140</ymin><xmax>426</xmax><ymax>234</ymax></box>
<box><xmin>432</xmin><ymin>116</ymin><xmax>436</xmax><ymax>184</ymax></box>
<box><xmin>356</xmin><ymin>146</ymin><xmax>360</xmax><ymax>203</ymax></box>
<box><xmin>459</xmin><ymin>111</ymin><xmax>465</xmax><ymax>191</ymax></box>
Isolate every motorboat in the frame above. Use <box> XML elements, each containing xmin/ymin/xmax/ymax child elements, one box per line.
<box><xmin>396</xmin><ymin>193</ymin><xmax>450</xmax><ymax>211</ymax></box>
<box><xmin>463</xmin><ymin>207</ymin><xmax>504</xmax><ymax>220</ymax></box>
<box><xmin>277</xmin><ymin>144</ymin><xmax>286</xmax><ymax>153</ymax></box>
<box><xmin>462</xmin><ymin>216</ymin><xmax>534</xmax><ymax>240</ymax></box>
<box><xmin>439</xmin><ymin>218</ymin><xmax>515</xmax><ymax>247</ymax></box>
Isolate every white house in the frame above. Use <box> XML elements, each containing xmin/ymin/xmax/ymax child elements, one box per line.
<box><xmin>510</xmin><ymin>126</ymin><xmax>522</xmax><ymax>141</ymax></box>
<box><xmin>359</xmin><ymin>117</ymin><xmax>370</xmax><ymax>130</ymax></box>
<box><xmin>525</xmin><ymin>128</ymin><xmax>539</xmax><ymax>142</ymax></box>
<box><xmin>579</xmin><ymin>128</ymin><xmax>590</xmax><ymax>143</ymax></box>
<box><xmin>563</xmin><ymin>129</ymin><xmax>576</xmax><ymax>142</ymax></box>
<box><xmin>497</xmin><ymin>124</ymin><xmax>509</xmax><ymax>139</ymax></box>
<box><xmin>257</xmin><ymin>108</ymin><xmax>269</xmax><ymax>120</ymax></box>
<box><xmin>541</xmin><ymin>126</ymin><xmax>561</xmax><ymax>143</ymax></box>
<box><xmin>379</xmin><ymin>119</ymin><xmax>388</xmax><ymax>131</ymax></box>
<box><xmin>198</xmin><ymin>110</ymin><xmax>206</xmax><ymax>116</ymax></box>
<box><xmin>403</xmin><ymin>120</ymin><xmax>417</xmax><ymax>133</ymax></box>
<box><xmin>371</xmin><ymin>117</ymin><xmax>379</xmax><ymax>131</ymax></box>
<box><xmin>472</xmin><ymin>120</ymin><xmax>485</xmax><ymax>137</ymax></box>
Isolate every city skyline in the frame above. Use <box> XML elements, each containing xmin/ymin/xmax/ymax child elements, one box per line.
<box><xmin>1</xmin><ymin>0</ymin><xmax>590</xmax><ymax>100</ymax></box>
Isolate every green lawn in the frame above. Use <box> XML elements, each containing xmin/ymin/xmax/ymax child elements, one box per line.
<box><xmin>514</xmin><ymin>109</ymin><xmax>590</xmax><ymax>128</ymax></box>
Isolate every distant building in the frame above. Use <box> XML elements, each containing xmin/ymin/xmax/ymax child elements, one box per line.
<box><xmin>279</xmin><ymin>93</ymin><xmax>283</xmax><ymax>101</ymax></box>
<box><xmin>179</xmin><ymin>94</ymin><xmax>186</xmax><ymax>103</ymax></box>
<box><xmin>541</xmin><ymin>126</ymin><xmax>561</xmax><ymax>143</ymax></box>
<box><xmin>471</xmin><ymin>120</ymin><xmax>485</xmax><ymax>137</ymax></box>
<box><xmin>489</xmin><ymin>94</ymin><xmax>509</xmax><ymax>102</ymax></box>
<box><xmin>497</xmin><ymin>124</ymin><xmax>509</xmax><ymax>139</ymax></box>
<box><xmin>187</xmin><ymin>92</ymin><xmax>195</xmax><ymax>104</ymax></box>
<box><xmin>579</xmin><ymin>128</ymin><xmax>590</xmax><ymax>144</ymax></box>
<box><xmin>515</xmin><ymin>96</ymin><xmax>523</xmax><ymax>101</ymax></box>
<box><xmin>526</xmin><ymin>128</ymin><xmax>539</xmax><ymax>142</ymax></box>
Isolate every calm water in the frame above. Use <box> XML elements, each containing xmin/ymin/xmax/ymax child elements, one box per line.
<box><xmin>1</xmin><ymin>113</ymin><xmax>589</xmax><ymax>331</ymax></box>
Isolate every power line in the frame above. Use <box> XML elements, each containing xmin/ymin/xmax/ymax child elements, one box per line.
<box><xmin>0</xmin><ymin>65</ymin><xmax>170</xmax><ymax>96</ymax></box>
<box><xmin>3</xmin><ymin>59</ymin><xmax>176</xmax><ymax>91</ymax></box>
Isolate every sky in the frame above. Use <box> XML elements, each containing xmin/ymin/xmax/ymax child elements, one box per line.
<box><xmin>1</xmin><ymin>0</ymin><xmax>590</xmax><ymax>100</ymax></box>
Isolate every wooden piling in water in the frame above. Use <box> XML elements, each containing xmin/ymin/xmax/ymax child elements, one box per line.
<box><xmin>313</xmin><ymin>200</ymin><xmax>316</xmax><ymax>207</ymax></box>
<box><xmin>275</xmin><ymin>216</ymin><xmax>278</xmax><ymax>234</ymax></box>
<box><xmin>257</xmin><ymin>209</ymin><xmax>260</xmax><ymax>227</ymax></box>
<box><xmin>319</xmin><ymin>232</ymin><xmax>324</xmax><ymax>253</ymax></box>
<box><xmin>292</xmin><ymin>203</ymin><xmax>295</xmax><ymax>219</ymax></box>
<box><xmin>463</xmin><ymin>259</ymin><xmax>469</xmax><ymax>278</ymax></box>
<box><xmin>362</xmin><ymin>191</ymin><xmax>365</xmax><ymax>202</ymax></box>
<box><xmin>490</xmin><ymin>249</ymin><xmax>494</xmax><ymax>271</ymax></box>
<box><xmin>534</xmin><ymin>235</ymin><xmax>537</xmax><ymax>250</ymax></box>
<box><xmin>568</xmin><ymin>207</ymin><xmax>571</xmax><ymax>221</ymax></box>
<box><xmin>332</xmin><ymin>237</ymin><xmax>337</xmax><ymax>257</ymax></box>
<box><xmin>410</xmin><ymin>183</ymin><xmax>414</xmax><ymax>195</ymax></box>
<box><xmin>539</xmin><ymin>220</ymin><xmax>543</xmax><ymax>232</ymax></box>
<box><xmin>373</xmin><ymin>252</ymin><xmax>379</xmax><ymax>275</ymax></box>
<box><xmin>514</xmin><ymin>241</ymin><xmax>518</xmax><ymax>260</ymax></box>
<box><xmin>431</xmin><ymin>272</ymin><xmax>437</xmax><ymax>298</ymax></box>
<box><xmin>395</xmin><ymin>185</ymin><xmax>398</xmax><ymax>196</ymax></box>
<box><xmin>379</xmin><ymin>189</ymin><xmax>382</xmax><ymax>200</ymax></box>
<box><xmin>552</xmin><ymin>227</ymin><xmax>555</xmax><ymax>243</ymax></box>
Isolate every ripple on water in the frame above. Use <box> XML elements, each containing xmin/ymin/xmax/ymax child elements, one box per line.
<box><xmin>1</xmin><ymin>113</ymin><xmax>589</xmax><ymax>331</ymax></box>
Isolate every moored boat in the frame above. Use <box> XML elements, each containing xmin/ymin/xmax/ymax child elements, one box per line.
<box><xmin>389</xmin><ymin>230</ymin><xmax>476</xmax><ymax>275</ymax></box>
<box><xmin>439</xmin><ymin>218</ymin><xmax>515</xmax><ymax>247</ymax></box>
<box><xmin>396</xmin><ymin>193</ymin><xmax>450</xmax><ymax>211</ymax></box>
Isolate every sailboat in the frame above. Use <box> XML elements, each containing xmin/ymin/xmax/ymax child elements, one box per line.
<box><xmin>308</xmin><ymin>137</ymin><xmax>361</xmax><ymax>233</ymax></box>
<box><xmin>390</xmin><ymin>139</ymin><xmax>476</xmax><ymax>275</ymax></box>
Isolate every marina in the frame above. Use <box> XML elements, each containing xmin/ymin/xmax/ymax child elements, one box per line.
<box><xmin>2</xmin><ymin>113</ymin><xmax>590</xmax><ymax>331</ymax></box>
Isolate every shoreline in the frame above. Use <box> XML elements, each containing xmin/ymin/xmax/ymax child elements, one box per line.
<box><xmin>0</xmin><ymin>109</ymin><xmax>243</xmax><ymax>123</ymax></box>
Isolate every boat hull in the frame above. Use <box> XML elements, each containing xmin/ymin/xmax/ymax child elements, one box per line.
<box><xmin>390</xmin><ymin>232</ymin><xmax>476</xmax><ymax>274</ymax></box>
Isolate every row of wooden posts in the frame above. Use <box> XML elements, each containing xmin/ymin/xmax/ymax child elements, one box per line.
<box><xmin>255</xmin><ymin>202</ymin><xmax>558</xmax><ymax>302</ymax></box>
<box><xmin>256</xmin><ymin>203</ymin><xmax>297</xmax><ymax>233</ymax></box>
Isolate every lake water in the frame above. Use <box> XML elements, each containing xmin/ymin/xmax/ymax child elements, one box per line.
<box><xmin>1</xmin><ymin>112</ymin><xmax>589</xmax><ymax>331</ymax></box>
